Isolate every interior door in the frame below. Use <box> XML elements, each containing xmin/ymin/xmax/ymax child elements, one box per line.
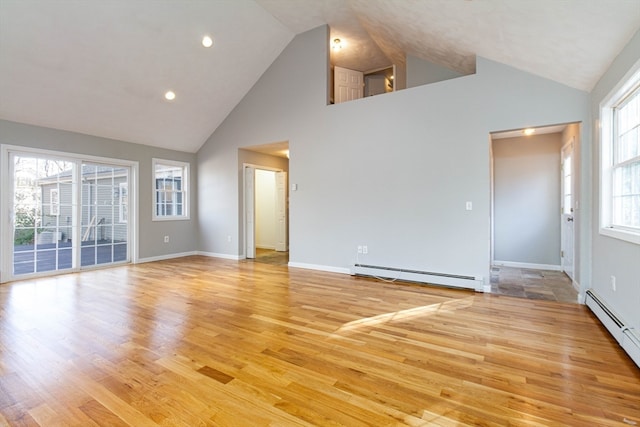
<box><xmin>245</xmin><ymin>166</ymin><xmax>255</xmax><ymax>259</ymax></box>
<box><xmin>275</xmin><ymin>171</ymin><xmax>287</xmax><ymax>252</ymax></box>
<box><xmin>334</xmin><ymin>66</ymin><xmax>363</xmax><ymax>104</ymax></box>
<box><xmin>561</xmin><ymin>140</ymin><xmax>574</xmax><ymax>280</ymax></box>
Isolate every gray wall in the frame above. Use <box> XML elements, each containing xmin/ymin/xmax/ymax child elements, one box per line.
<box><xmin>406</xmin><ymin>54</ymin><xmax>464</xmax><ymax>88</ymax></box>
<box><xmin>492</xmin><ymin>133</ymin><xmax>562</xmax><ymax>266</ymax></box>
<box><xmin>197</xmin><ymin>25</ymin><xmax>590</xmax><ymax>289</ymax></box>
<box><xmin>0</xmin><ymin>119</ymin><xmax>198</xmax><ymax>261</ymax></box>
<box><xmin>589</xmin><ymin>30</ymin><xmax>640</xmax><ymax>334</ymax></box>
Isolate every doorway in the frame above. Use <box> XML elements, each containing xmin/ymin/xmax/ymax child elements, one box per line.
<box><xmin>490</xmin><ymin>123</ymin><xmax>579</xmax><ymax>302</ymax></box>
<box><xmin>244</xmin><ymin>166</ymin><xmax>288</xmax><ymax>263</ymax></box>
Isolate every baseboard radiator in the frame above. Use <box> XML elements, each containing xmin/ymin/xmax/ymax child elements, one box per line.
<box><xmin>351</xmin><ymin>263</ymin><xmax>484</xmax><ymax>291</ymax></box>
<box><xmin>585</xmin><ymin>289</ymin><xmax>640</xmax><ymax>368</ymax></box>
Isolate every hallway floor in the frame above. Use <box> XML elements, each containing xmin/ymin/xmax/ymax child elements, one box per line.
<box><xmin>250</xmin><ymin>248</ymin><xmax>289</xmax><ymax>266</ymax></box>
<box><xmin>490</xmin><ymin>266</ymin><xmax>578</xmax><ymax>303</ymax></box>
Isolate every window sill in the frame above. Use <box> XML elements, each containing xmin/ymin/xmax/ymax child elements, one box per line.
<box><xmin>152</xmin><ymin>216</ymin><xmax>191</xmax><ymax>222</ymax></box>
<box><xmin>600</xmin><ymin>227</ymin><xmax>640</xmax><ymax>245</ymax></box>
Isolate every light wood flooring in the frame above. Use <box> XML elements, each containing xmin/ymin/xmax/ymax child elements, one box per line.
<box><xmin>1</xmin><ymin>256</ymin><xmax>638</xmax><ymax>426</ymax></box>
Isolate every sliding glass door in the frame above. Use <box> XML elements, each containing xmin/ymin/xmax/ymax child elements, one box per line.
<box><xmin>8</xmin><ymin>150</ymin><xmax>132</xmax><ymax>279</ymax></box>
<box><xmin>12</xmin><ymin>155</ymin><xmax>76</xmax><ymax>275</ymax></box>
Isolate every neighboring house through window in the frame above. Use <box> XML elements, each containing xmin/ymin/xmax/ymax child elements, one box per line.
<box><xmin>50</xmin><ymin>188</ymin><xmax>60</xmax><ymax>216</ymax></box>
<box><xmin>119</xmin><ymin>182</ymin><xmax>128</xmax><ymax>223</ymax></box>
<box><xmin>152</xmin><ymin>158</ymin><xmax>189</xmax><ymax>220</ymax></box>
<box><xmin>600</xmin><ymin>59</ymin><xmax>640</xmax><ymax>244</ymax></box>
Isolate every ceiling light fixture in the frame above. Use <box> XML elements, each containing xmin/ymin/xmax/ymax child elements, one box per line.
<box><xmin>164</xmin><ymin>91</ymin><xmax>176</xmax><ymax>101</ymax></box>
<box><xmin>523</xmin><ymin>128</ymin><xmax>536</xmax><ymax>136</ymax></box>
<box><xmin>332</xmin><ymin>38</ymin><xmax>343</xmax><ymax>50</ymax></box>
<box><xmin>202</xmin><ymin>35</ymin><xmax>213</xmax><ymax>48</ymax></box>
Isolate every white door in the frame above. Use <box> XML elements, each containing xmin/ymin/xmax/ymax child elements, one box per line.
<box><xmin>244</xmin><ymin>166</ymin><xmax>255</xmax><ymax>259</ymax></box>
<box><xmin>334</xmin><ymin>66</ymin><xmax>363</xmax><ymax>104</ymax></box>
<box><xmin>275</xmin><ymin>172</ymin><xmax>287</xmax><ymax>252</ymax></box>
<box><xmin>561</xmin><ymin>140</ymin><xmax>574</xmax><ymax>280</ymax></box>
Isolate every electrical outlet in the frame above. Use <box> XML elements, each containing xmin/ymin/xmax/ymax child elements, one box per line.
<box><xmin>362</xmin><ymin>245</ymin><xmax>368</xmax><ymax>254</ymax></box>
<box><xmin>611</xmin><ymin>275</ymin><xmax>616</xmax><ymax>292</ymax></box>
<box><xmin>164</xmin><ymin>235</ymin><xmax>169</xmax><ymax>243</ymax></box>
<box><xmin>357</xmin><ymin>245</ymin><xmax>363</xmax><ymax>254</ymax></box>
<box><xmin>227</xmin><ymin>235</ymin><xmax>232</xmax><ymax>242</ymax></box>
<box><xmin>466</xmin><ymin>201</ymin><xmax>473</xmax><ymax>211</ymax></box>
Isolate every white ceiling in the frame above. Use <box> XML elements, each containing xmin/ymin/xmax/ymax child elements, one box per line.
<box><xmin>1</xmin><ymin>1</ymin><xmax>639</xmax><ymax>153</ymax></box>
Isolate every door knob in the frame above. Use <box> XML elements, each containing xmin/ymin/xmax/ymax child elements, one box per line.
<box><xmin>567</xmin><ymin>217</ymin><xmax>574</xmax><ymax>222</ymax></box>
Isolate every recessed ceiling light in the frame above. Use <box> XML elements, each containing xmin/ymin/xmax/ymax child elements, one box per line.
<box><xmin>202</xmin><ymin>35</ymin><xmax>213</xmax><ymax>48</ymax></box>
<box><xmin>523</xmin><ymin>128</ymin><xmax>535</xmax><ymax>136</ymax></box>
<box><xmin>164</xmin><ymin>91</ymin><xmax>176</xmax><ymax>101</ymax></box>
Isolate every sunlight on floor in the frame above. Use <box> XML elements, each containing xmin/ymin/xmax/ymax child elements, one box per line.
<box><xmin>335</xmin><ymin>297</ymin><xmax>475</xmax><ymax>335</ymax></box>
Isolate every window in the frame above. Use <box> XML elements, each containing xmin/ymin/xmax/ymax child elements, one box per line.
<box><xmin>153</xmin><ymin>159</ymin><xmax>189</xmax><ymax>220</ymax></box>
<box><xmin>600</xmin><ymin>60</ymin><xmax>640</xmax><ymax>244</ymax></box>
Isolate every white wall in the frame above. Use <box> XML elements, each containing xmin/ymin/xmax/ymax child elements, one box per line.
<box><xmin>255</xmin><ymin>169</ymin><xmax>276</xmax><ymax>249</ymax></box>
<box><xmin>493</xmin><ymin>133</ymin><xmax>562</xmax><ymax>266</ymax></box>
<box><xmin>197</xmin><ymin>25</ymin><xmax>590</xmax><ymax>289</ymax></box>
<box><xmin>589</xmin><ymin>29</ymin><xmax>640</xmax><ymax>334</ymax></box>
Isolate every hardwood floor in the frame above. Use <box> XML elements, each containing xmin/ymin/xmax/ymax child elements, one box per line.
<box><xmin>1</xmin><ymin>256</ymin><xmax>638</xmax><ymax>426</ymax></box>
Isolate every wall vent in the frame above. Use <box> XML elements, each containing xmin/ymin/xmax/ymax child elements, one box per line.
<box><xmin>585</xmin><ymin>289</ymin><xmax>640</xmax><ymax>368</ymax></box>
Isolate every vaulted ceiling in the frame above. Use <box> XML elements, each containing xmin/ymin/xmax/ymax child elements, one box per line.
<box><xmin>1</xmin><ymin>0</ymin><xmax>639</xmax><ymax>153</ymax></box>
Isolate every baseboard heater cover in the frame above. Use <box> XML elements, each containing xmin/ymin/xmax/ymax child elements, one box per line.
<box><xmin>352</xmin><ymin>263</ymin><xmax>484</xmax><ymax>291</ymax></box>
<box><xmin>585</xmin><ymin>289</ymin><xmax>640</xmax><ymax>368</ymax></box>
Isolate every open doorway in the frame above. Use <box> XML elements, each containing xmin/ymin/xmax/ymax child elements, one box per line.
<box><xmin>239</xmin><ymin>142</ymin><xmax>289</xmax><ymax>266</ymax></box>
<box><xmin>490</xmin><ymin>123</ymin><xmax>580</xmax><ymax>302</ymax></box>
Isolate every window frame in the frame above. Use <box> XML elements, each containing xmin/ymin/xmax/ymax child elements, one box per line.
<box><xmin>599</xmin><ymin>59</ymin><xmax>640</xmax><ymax>245</ymax></box>
<box><xmin>152</xmin><ymin>158</ymin><xmax>190</xmax><ymax>221</ymax></box>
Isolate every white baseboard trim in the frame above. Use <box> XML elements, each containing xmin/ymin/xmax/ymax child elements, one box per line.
<box><xmin>137</xmin><ymin>251</ymin><xmax>198</xmax><ymax>264</ymax></box>
<box><xmin>493</xmin><ymin>260</ymin><xmax>562</xmax><ymax>271</ymax></box>
<box><xmin>197</xmin><ymin>251</ymin><xmax>243</xmax><ymax>260</ymax></box>
<box><xmin>288</xmin><ymin>262</ymin><xmax>351</xmax><ymax>275</ymax></box>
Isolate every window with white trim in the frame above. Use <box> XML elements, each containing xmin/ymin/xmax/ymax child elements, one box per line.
<box><xmin>600</xmin><ymin>61</ymin><xmax>640</xmax><ymax>244</ymax></box>
<box><xmin>152</xmin><ymin>159</ymin><xmax>189</xmax><ymax>220</ymax></box>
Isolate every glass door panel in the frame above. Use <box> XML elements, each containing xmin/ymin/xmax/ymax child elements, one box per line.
<box><xmin>12</xmin><ymin>155</ymin><xmax>76</xmax><ymax>275</ymax></box>
<box><xmin>80</xmin><ymin>163</ymin><xmax>129</xmax><ymax>267</ymax></box>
